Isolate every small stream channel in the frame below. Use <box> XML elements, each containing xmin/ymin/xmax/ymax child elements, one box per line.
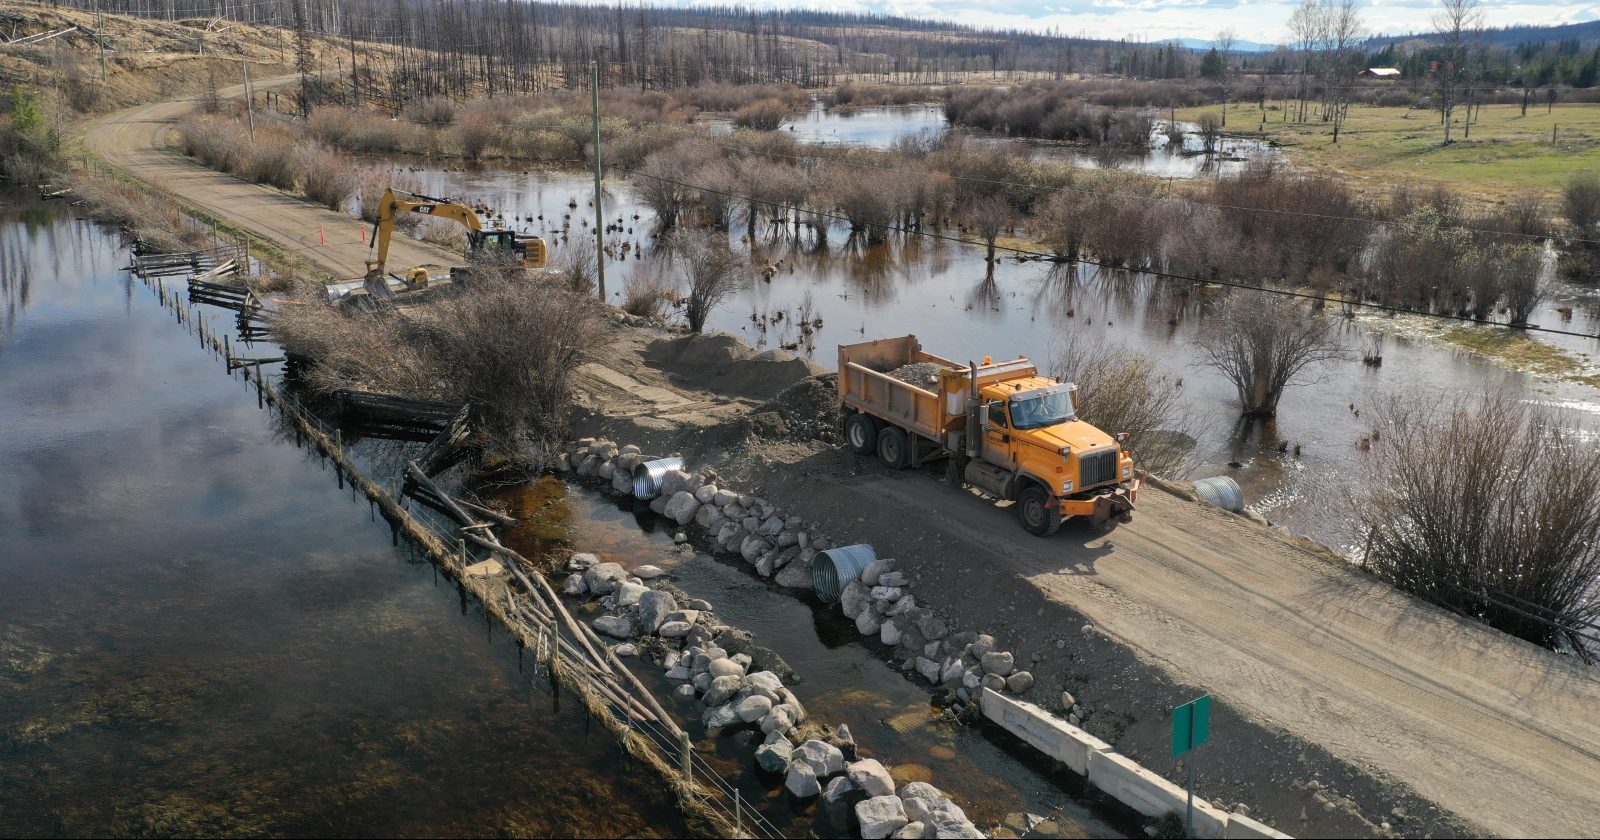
<box><xmin>487</xmin><ymin>476</ymin><xmax>1132</xmax><ymax>839</ymax></box>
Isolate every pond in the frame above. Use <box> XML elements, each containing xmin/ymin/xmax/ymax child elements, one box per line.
<box><xmin>710</xmin><ymin>101</ymin><xmax>1277</xmax><ymax>179</ymax></box>
<box><xmin>380</xmin><ymin>164</ymin><xmax>1600</xmax><ymax>551</ymax></box>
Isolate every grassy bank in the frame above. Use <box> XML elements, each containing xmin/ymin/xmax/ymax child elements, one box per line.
<box><xmin>1179</xmin><ymin>101</ymin><xmax>1600</xmax><ymax>200</ymax></box>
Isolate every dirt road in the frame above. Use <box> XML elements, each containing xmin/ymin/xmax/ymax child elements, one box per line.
<box><xmin>83</xmin><ymin>83</ymin><xmax>1600</xmax><ymax>838</ymax></box>
<box><xmin>81</xmin><ymin>75</ymin><xmax>454</xmax><ymax>282</ymax></box>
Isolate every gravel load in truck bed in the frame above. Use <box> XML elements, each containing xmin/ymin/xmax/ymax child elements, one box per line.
<box><xmin>885</xmin><ymin>362</ymin><xmax>947</xmax><ymax>389</ymax></box>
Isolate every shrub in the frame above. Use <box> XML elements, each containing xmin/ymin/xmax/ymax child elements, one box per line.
<box><xmin>621</xmin><ymin>268</ymin><xmax>676</xmax><ymax>319</ymax></box>
<box><xmin>1050</xmin><ymin>334</ymin><xmax>1196</xmax><ymax>477</ymax></box>
<box><xmin>298</xmin><ymin>144</ymin><xmax>358</xmax><ymax>211</ymax></box>
<box><xmin>732</xmin><ymin>98</ymin><xmax>792</xmax><ymax>131</ymax></box>
<box><xmin>1195</xmin><ymin>295</ymin><xmax>1346</xmax><ymax>417</ymax></box>
<box><xmin>1564</xmin><ymin>171</ymin><xmax>1600</xmax><ymax>238</ymax></box>
<box><xmin>1357</xmin><ymin>392</ymin><xmax>1600</xmax><ymax>658</ymax></box>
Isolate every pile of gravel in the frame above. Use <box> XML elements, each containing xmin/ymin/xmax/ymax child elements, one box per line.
<box><xmin>756</xmin><ymin>373</ymin><xmax>839</xmax><ymax>443</ymax></box>
<box><xmin>886</xmin><ymin>362</ymin><xmax>946</xmax><ymax>389</ymax></box>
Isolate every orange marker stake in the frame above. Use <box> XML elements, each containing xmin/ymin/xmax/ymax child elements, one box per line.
<box><xmin>319</xmin><ymin>225</ymin><xmax>326</xmax><ymax>246</ymax></box>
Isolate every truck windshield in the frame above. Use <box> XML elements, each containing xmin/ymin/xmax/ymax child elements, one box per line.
<box><xmin>1010</xmin><ymin>392</ymin><xmax>1075</xmax><ymax>430</ymax></box>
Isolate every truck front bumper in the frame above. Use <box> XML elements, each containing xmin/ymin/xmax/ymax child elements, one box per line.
<box><xmin>1058</xmin><ymin>476</ymin><xmax>1140</xmax><ymax>525</ymax></box>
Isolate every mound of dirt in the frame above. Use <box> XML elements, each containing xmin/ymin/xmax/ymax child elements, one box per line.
<box><xmin>751</xmin><ymin>373</ymin><xmax>839</xmax><ymax>443</ymax></box>
<box><xmin>644</xmin><ymin>332</ymin><xmax>823</xmax><ymax>401</ymax></box>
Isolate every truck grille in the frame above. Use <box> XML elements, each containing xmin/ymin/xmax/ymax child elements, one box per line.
<box><xmin>1079</xmin><ymin>448</ymin><xmax>1118</xmax><ymax>489</ymax></box>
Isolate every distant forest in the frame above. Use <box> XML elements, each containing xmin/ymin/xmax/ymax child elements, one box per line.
<box><xmin>47</xmin><ymin>0</ymin><xmax>1600</xmax><ymax>93</ymax></box>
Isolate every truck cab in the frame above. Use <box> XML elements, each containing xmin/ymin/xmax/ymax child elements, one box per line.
<box><xmin>970</xmin><ymin>377</ymin><xmax>1136</xmax><ymax>535</ymax></box>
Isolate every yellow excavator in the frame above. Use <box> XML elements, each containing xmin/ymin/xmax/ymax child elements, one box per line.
<box><xmin>356</xmin><ymin>188</ymin><xmax>547</xmax><ymax>301</ymax></box>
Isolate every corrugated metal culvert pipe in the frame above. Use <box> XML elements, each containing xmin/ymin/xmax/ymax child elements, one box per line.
<box><xmin>812</xmin><ymin>544</ymin><xmax>878</xmax><ymax>603</ymax></box>
<box><xmin>631</xmin><ymin>457</ymin><xmax>684</xmax><ymax>500</ymax></box>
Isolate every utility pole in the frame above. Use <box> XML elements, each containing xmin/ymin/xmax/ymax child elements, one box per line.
<box><xmin>241</xmin><ymin>60</ymin><xmax>255</xmax><ymax>144</ymax></box>
<box><xmin>590</xmin><ymin>58</ymin><xmax>605</xmax><ymax>301</ymax></box>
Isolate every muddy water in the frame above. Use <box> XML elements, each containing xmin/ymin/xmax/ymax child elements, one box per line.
<box><xmin>379</xmin><ymin>164</ymin><xmax>1600</xmax><ymax>549</ymax></box>
<box><xmin>489</xmin><ymin>476</ymin><xmax>1130</xmax><ymax>840</ymax></box>
<box><xmin>0</xmin><ymin>190</ymin><xmax>685</xmax><ymax>836</ymax></box>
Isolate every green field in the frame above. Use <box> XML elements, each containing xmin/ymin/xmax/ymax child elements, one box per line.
<box><xmin>1177</xmin><ymin>101</ymin><xmax>1600</xmax><ymax>203</ymax></box>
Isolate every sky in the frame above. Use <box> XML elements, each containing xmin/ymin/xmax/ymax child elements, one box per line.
<box><xmin>691</xmin><ymin>0</ymin><xmax>1600</xmax><ymax>46</ymax></box>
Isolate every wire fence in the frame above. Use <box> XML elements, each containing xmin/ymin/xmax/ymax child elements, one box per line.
<box><xmin>129</xmin><ymin>244</ymin><xmax>786</xmax><ymax>840</ymax></box>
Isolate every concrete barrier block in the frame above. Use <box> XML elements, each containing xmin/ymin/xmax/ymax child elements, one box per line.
<box><xmin>979</xmin><ymin>688</ymin><xmax>1110</xmax><ymax>775</ymax></box>
<box><xmin>1223</xmin><ymin>812</ymin><xmax>1293</xmax><ymax>839</ymax></box>
<box><xmin>1086</xmin><ymin>751</ymin><xmax>1228</xmax><ymax>838</ymax></box>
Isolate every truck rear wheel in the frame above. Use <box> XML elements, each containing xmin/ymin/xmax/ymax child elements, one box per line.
<box><xmin>1018</xmin><ymin>485</ymin><xmax>1063</xmax><ymax>537</ymax></box>
<box><xmin>877</xmin><ymin>426</ymin><xmax>910</xmax><ymax>470</ymax></box>
<box><xmin>845</xmin><ymin>412</ymin><xmax>879</xmax><ymax>455</ymax></box>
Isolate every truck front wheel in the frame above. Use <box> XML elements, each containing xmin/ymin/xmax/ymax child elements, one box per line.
<box><xmin>1017</xmin><ymin>485</ymin><xmax>1063</xmax><ymax>537</ymax></box>
<box><xmin>845</xmin><ymin>413</ymin><xmax>879</xmax><ymax>455</ymax></box>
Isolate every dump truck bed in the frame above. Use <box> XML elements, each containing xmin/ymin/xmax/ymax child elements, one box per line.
<box><xmin>838</xmin><ymin>335</ymin><xmax>962</xmax><ymax>442</ymax></box>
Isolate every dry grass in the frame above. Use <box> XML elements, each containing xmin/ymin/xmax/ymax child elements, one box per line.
<box><xmin>273</xmin><ymin>271</ymin><xmax>607</xmax><ymax>452</ymax></box>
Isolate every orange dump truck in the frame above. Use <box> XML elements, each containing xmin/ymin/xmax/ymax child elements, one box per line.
<box><xmin>838</xmin><ymin>335</ymin><xmax>1139</xmax><ymax>535</ymax></box>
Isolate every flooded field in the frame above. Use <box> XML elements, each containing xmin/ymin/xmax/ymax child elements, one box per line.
<box><xmin>383</xmin><ymin>163</ymin><xmax>1600</xmax><ymax>549</ymax></box>
<box><xmin>712</xmin><ymin>101</ymin><xmax>1275</xmax><ymax>178</ymax></box>
<box><xmin>0</xmin><ymin>191</ymin><xmax>685</xmax><ymax>837</ymax></box>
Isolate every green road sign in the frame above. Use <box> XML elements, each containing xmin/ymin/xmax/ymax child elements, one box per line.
<box><xmin>1172</xmin><ymin>694</ymin><xmax>1212</xmax><ymax>757</ymax></box>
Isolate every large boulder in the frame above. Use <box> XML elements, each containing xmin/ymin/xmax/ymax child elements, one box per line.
<box><xmin>1006</xmin><ymin>670</ymin><xmax>1035</xmax><ymax>694</ymax></box>
<box><xmin>592</xmin><ymin>615</ymin><xmax>634</xmax><ymax>639</ymax></box>
<box><xmin>933</xmin><ymin>819</ymin><xmax>985</xmax><ymax>838</ymax></box>
<box><xmin>840</xmin><ymin>581</ymin><xmax>872</xmax><ymax>619</ymax></box>
<box><xmin>795</xmin><ymin>739</ymin><xmax>846</xmax><ymax>777</ymax></box>
<box><xmin>855</xmin><ymin>796</ymin><xmax>910</xmax><ymax>840</ymax></box>
<box><xmin>703</xmin><ymin>703</ymin><xmax>741</xmax><ymax>729</ymax></box>
<box><xmin>638</xmin><ymin>590</ymin><xmax>677</xmax><ymax>633</ymax></box>
<box><xmin>773</xmin><ymin>557</ymin><xmax>813</xmax><ymax>590</ymax></box>
<box><xmin>860</xmin><ymin>556</ymin><xmax>896</xmax><ymax>587</ymax></box>
<box><xmin>568</xmin><ymin>552</ymin><xmax>600</xmax><ymax>571</ymax></box>
<box><xmin>703</xmin><ymin>674</ymin><xmax>743</xmax><ymax>707</ymax></box>
<box><xmin>615</xmin><ymin>582</ymin><xmax>648</xmax><ymax>607</ymax></box>
<box><xmin>561</xmin><ymin>574</ymin><xmax>587</xmax><ymax>596</ymax></box>
<box><xmin>744</xmin><ymin>671</ymin><xmax>784</xmax><ymax>701</ymax></box>
<box><xmin>708</xmin><ymin>658</ymin><xmax>745</xmax><ymax>678</ymax></box>
<box><xmin>755</xmin><ymin>737</ymin><xmax>793</xmax><ymax>774</ymax></box>
<box><xmin>663</xmin><ymin>491</ymin><xmax>701</xmax><ymax>526</ymax></box>
<box><xmin>760</xmin><ymin>703</ymin><xmax>798</xmax><ymax>735</ymax></box>
<box><xmin>583</xmin><ymin>562</ymin><xmax>628</xmax><ymax>595</ymax></box>
<box><xmin>736</xmin><ymin>694</ymin><xmax>774</xmax><ymax>723</ymax></box>
<box><xmin>846</xmin><ymin>759</ymin><xmax>896</xmax><ymax>798</ymax></box>
<box><xmin>980</xmin><ymin>650</ymin><xmax>1014</xmax><ymax>676</ymax></box>
<box><xmin>856</xmin><ymin>609</ymin><xmax>882</xmax><ymax>636</ymax></box>
<box><xmin>917</xmin><ymin>614</ymin><xmax>949</xmax><ymax>641</ymax></box>
<box><xmin>657</xmin><ymin>621</ymin><xmax>693</xmax><ymax>638</ymax></box>
<box><xmin>785</xmin><ymin>762</ymin><xmax>821</xmax><ymax>798</ymax></box>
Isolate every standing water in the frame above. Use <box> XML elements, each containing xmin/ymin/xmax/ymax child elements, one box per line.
<box><xmin>384</xmin><ymin>164</ymin><xmax>1600</xmax><ymax>549</ymax></box>
<box><xmin>0</xmin><ymin>189</ymin><xmax>685</xmax><ymax>836</ymax></box>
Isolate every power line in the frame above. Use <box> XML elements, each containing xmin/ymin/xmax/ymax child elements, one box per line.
<box><xmin>619</xmin><ymin>165</ymin><xmax>1600</xmax><ymax>340</ymax></box>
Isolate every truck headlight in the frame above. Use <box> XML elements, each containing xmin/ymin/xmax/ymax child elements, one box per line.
<box><xmin>1122</xmin><ymin>466</ymin><xmax>1132</xmax><ymax>478</ymax></box>
<box><xmin>1061</xmin><ymin>480</ymin><xmax>1073</xmax><ymax>493</ymax></box>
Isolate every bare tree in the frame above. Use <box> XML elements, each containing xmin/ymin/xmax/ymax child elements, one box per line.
<box><xmin>1052</xmin><ymin>334</ymin><xmax>1196</xmax><ymax>477</ymax></box>
<box><xmin>1323</xmin><ymin>0</ymin><xmax>1365</xmax><ymax>143</ymax></box>
<box><xmin>1433</xmin><ymin>0</ymin><xmax>1483</xmax><ymax>144</ymax></box>
<box><xmin>1286</xmin><ymin>0</ymin><xmax>1324</xmax><ymax>123</ymax></box>
<box><xmin>1197</xmin><ymin>295</ymin><xmax>1346</xmax><ymax>417</ymax></box>
<box><xmin>964</xmin><ymin>193</ymin><xmax>1011</xmax><ymax>275</ymax></box>
<box><xmin>674</xmin><ymin>230</ymin><xmax>745</xmax><ymax>333</ymax></box>
<box><xmin>1358</xmin><ymin>392</ymin><xmax>1600</xmax><ymax>659</ymax></box>
<box><xmin>1211</xmin><ymin>30</ymin><xmax>1236</xmax><ymax>127</ymax></box>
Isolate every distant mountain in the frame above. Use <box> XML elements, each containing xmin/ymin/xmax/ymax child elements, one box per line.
<box><xmin>1366</xmin><ymin>18</ymin><xmax>1600</xmax><ymax>49</ymax></box>
<box><xmin>1174</xmin><ymin>37</ymin><xmax>1280</xmax><ymax>53</ymax></box>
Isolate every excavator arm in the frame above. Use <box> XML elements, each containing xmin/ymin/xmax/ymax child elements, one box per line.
<box><xmin>366</xmin><ymin>188</ymin><xmax>484</xmax><ymax>282</ymax></box>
